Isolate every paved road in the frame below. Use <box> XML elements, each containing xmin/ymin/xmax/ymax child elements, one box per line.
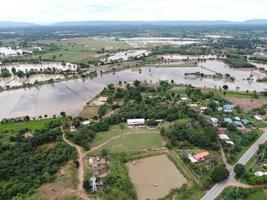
<box><xmin>201</xmin><ymin>130</ymin><xmax>267</xmax><ymax>200</ymax></box>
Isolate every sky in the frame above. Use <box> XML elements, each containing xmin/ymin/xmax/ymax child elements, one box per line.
<box><xmin>0</xmin><ymin>0</ymin><xmax>266</xmax><ymax>24</ymax></box>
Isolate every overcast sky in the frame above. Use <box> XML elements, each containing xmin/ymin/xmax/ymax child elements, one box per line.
<box><xmin>0</xmin><ymin>0</ymin><xmax>266</xmax><ymax>24</ymax></box>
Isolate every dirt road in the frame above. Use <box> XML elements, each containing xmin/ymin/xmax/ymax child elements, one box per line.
<box><xmin>62</xmin><ymin>128</ymin><xmax>90</xmax><ymax>200</ymax></box>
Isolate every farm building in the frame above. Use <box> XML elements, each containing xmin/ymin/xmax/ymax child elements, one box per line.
<box><xmin>127</xmin><ymin>118</ymin><xmax>145</xmax><ymax>127</ymax></box>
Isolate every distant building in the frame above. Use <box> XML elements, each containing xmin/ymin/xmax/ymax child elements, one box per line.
<box><xmin>127</xmin><ymin>118</ymin><xmax>145</xmax><ymax>127</ymax></box>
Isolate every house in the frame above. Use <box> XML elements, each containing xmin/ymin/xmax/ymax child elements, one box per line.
<box><xmin>234</xmin><ymin>117</ymin><xmax>241</xmax><ymax>121</ymax></box>
<box><xmin>234</xmin><ymin>121</ymin><xmax>243</xmax><ymax>127</ymax></box>
<box><xmin>219</xmin><ymin>134</ymin><xmax>230</xmax><ymax>140</ymax></box>
<box><xmin>155</xmin><ymin>119</ymin><xmax>164</xmax><ymax>123</ymax></box>
<box><xmin>180</xmin><ymin>97</ymin><xmax>188</xmax><ymax>101</ymax></box>
<box><xmin>188</xmin><ymin>154</ymin><xmax>198</xmax><ymax>163</ymax></box>
<box><xmin>223</xmin><ymin>104</ymin><xmax>235</xmax><ymax>113</ymax></box>
<box><xmin>210</xmin><ymin>117</ymin><xmax>219</xmax><ymax>124</ymax></box>
<box><xmin>70</xmin><ymin>126</ymin><xmax>77</xmax><ymax>132</ymax></box>
<box><xmin>254</xmin><ymin>115</ymin><xmax>263</xmax><ymax>121</ymax></box>
<box><xmin>241</xmin><ymin>119</ymin><xmax>250</xmax><ymax>125</ymax></box>
<box><xmin>218</xmin><ymin>133</ymin><xmax>234</xmax><ymax>145</ymax></box>
<box><xmin>82</xmin><ymin>120</ymin><xmax>90</xmax><ymax>126</ymax></box>
<box><xmin>254</xmin><ymin>171</ymin><xmax>267</xmax><ymax>177</ymax></box>
<box><xmin>127</xmin><ymin>118</ymin><xmax>145</xmax><ymax>127</ymax></box>
<box><xmin>217</xmin><ymin>107</ymin><xmax>223</xmax><ymax>112</ymax></box>
<box><xmin>224</xmin><ymin>118</ymin><xmax>233</xmax><ymax>124</ymax></box>
<box><xmin>200</xmin><ymin>107</ymin><xmax>207</xmax><ymax>112</ymax></box>
<box><xmin>224</xmin><ymin>104</ymin><xmax>235</xmax><ymax>110</ymax></box>
<box><xmin>226</xmin><ymin>140</ymin><xmax>234</xmax><ymax>145</ymax></box>
<box><xmin>189</xmin><ymin>104</ymin><xmax>198</xmax><ymax>107</ymax></box>
<box><xmin>193</xmin><ymin>151</ymin><xmax>209</xmax><ymax>161</ymax></box>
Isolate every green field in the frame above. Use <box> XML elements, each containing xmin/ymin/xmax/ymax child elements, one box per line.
<box><xmin>92</xmin><ymin>125</ymin><xmax>164</xmax><ymax>152</ymax></box>
<box><xmin>0</xmin><ymin>119</ymin><xmax>53</xmax><ymax>143</ymax></box>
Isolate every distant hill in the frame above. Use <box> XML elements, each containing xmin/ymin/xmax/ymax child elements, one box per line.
<box><xmin>50</xmin><ymin>20</ymin><xmax>267</xmax><ymax>27</ymax></box>
<box><xmin>0</xmin><ymin>21</ymin><xmax>37</xmax><ymax>28</ymax></box>
<box><xmin>244</xmin><ymin>19</ymin><xmax>267</xmax><ymax>24</ymax></box>
<box><xmin>51</xmin><ymin>20</ymin><xmax>236</xmax><ymax>27</ymax></box>
<box><xmin>0</xmin><ymin>19</ymin><xmax>266</xmax><ymax>28</ymax></box>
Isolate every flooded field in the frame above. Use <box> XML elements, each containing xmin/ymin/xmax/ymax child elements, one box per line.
<box><xmin>127</xmin><ymin>155</ymin><xmax>187</xmax><ymax>200</ymax></box>
<box><xmin>0</xmin><ymin>62</ymin><xmax>77</xmax><ymax>73</ymax></box>
<box><xmin>120</xmin><ymin>37</ymin><xmax>202</xmax><ymax>48</ymax></box>
<box><xmin>0</xmin><ymin>60</ymin><xmax>266</xmax><ymax>120</ymax></box>
<box><xmin>0</xmin><ymin>74</ymin><xmax>64</xmax><ymax>88</ymax></box>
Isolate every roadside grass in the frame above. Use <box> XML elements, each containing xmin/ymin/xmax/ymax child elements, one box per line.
<box><xmin>216</xmin><ymin>187</ymin><xmax>267</xmax><ymax>200</ymax></box>
<box><xmin>175</xmin><ymin>186</ymin><xmax>204</xmax><ymax>200</ymax></box>
<box><xmin>0</xmin><ymin>118</ymin><xmax>53</xmax><ymax>143</ymax></box>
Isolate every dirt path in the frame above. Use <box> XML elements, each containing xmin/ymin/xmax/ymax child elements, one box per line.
<box><xmin>228</xmin><ymin>179</ymin><xmax>256</xmax><ymax>188</ymax></box>
<box><xmin>62</xmin><ymin>128</ymin><xmax>90</xmax><ymax>200</ymax></box>
<box><xmin>220</xmin><ymin>144</ymin><xmax>232</xmax><ymax>171</ymax></box>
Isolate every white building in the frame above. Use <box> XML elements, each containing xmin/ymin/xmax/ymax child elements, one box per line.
<box><xmin>127</xmin><ymin>118</ymin><xmax>145</xmax><ymax>127</ymax></box>
<box><xmin>254</xmin><ymin>171</ymin><xmax>267</xmax><ymax>177</ymax></box>
<box><xmin>254</xmin><ymin>115</ymin><xmax>263</xmax><ymax>121</ymax></box>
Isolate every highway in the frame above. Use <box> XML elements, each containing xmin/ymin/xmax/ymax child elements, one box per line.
<box><xmin>200</xmin><ymin>130</ymin><xmax>267</xmax><ymax>200</ymax></box>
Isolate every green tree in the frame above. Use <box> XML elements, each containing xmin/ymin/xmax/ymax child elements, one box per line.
<box><xmin>234</xmin><ymin>164</ymin><xmax>246</xmax><ymax>178</ymax></box>
<box><xmin>211</xmin><ymin>165</ymin><xmax>229</xmax><ymax>182</ymax></box>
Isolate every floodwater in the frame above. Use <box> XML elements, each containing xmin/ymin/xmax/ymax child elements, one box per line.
<box><xmin>0</xmin><ymin>60</ymin><xmax>266</xmax><ymax>120</ymax></box>
<box><xmin>127</xmin><ymin>155</ymin><xmax>187</xmax><ymax>200</ymax></box>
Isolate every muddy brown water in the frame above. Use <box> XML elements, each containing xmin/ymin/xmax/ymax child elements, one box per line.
<box><xmin>0</xmin><ymin>60</ymin><xmax>266</xmax><ymax>120</ymax></box>
<box><xmin>127</xmin><ymin>154</ymin><xmax>187</xmax><ymax>200</ymax></box>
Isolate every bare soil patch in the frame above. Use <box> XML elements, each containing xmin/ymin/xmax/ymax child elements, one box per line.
<box><xmin>227</xmin><ymin>97</ymin><xmax>266</xmax><ymax>110</ymax></box>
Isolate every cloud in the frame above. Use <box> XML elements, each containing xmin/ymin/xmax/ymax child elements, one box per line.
<box><xmin>0</xmin><ymin>0</ymin><xmax>266</xmax><ymax>23</ymax></box>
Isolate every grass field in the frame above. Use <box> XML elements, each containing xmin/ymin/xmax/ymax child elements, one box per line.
<box><xmin>216</xmin><ymin>187</ymin><xmax>267</xmax><ymax>200</ymax></box>
<box><xmin>92</xmin><ymin>124</ymin><xmax>164</xmax><ymax>152</ymax></box>
<box><xmin>0</xmin><ymin>119</ymin><xmax>53</xmax><ymax>143</ymax></box>
<box><xmin>37</xmin><ymin>37</ymin><xmax>131</xmax><ymax>51</ymax></box>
